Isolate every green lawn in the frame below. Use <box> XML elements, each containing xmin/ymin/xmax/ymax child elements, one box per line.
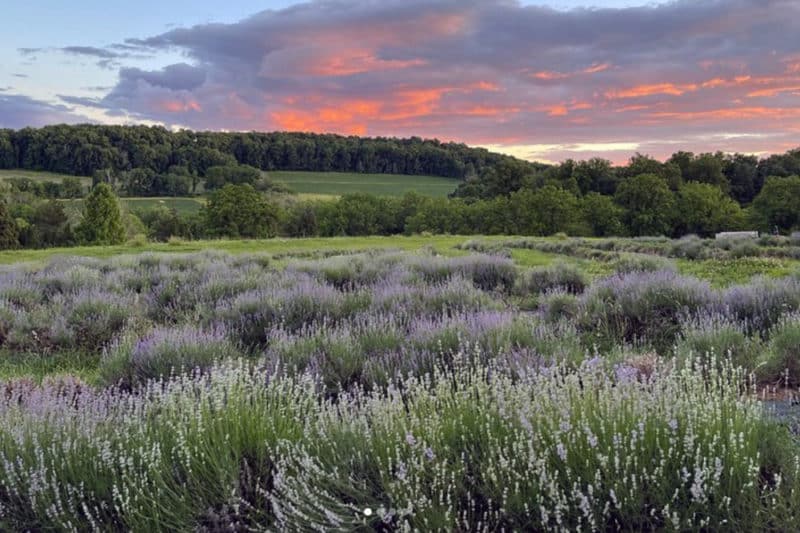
<box><xmin>266</xmin><ymin>170</ymin><xmax>460</xmax><ymax>197</ymax></box>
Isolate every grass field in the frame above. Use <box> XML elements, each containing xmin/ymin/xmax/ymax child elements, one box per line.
<box><xmin>266</xmin><ymin>170</ymin><xmax>460</xmax><ymax>197</ymax></box>
<box><xmin>0</xmin><ymin>168</ymin><xmax>92</xmax><ymax>185</ymax></box>
<box><xmin>0</xmin><ymin>235</ymin><xmax>514</xmax><ymax>264</ymax></box>
<box><xmin>4</xmin><ymin>168</ymin><xmax>460</xmax><ymax>207</ymax></box>
<box><xmin>60</xmin><ymin>196</ymin><xmax>206</xmax><ymax>216</ymax></box>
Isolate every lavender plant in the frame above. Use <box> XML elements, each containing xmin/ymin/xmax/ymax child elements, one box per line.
<box><xmin>0</xmin><ymin>357</ymin><xmax>797</xmax><ymax>530</ymax></box>
<box><xmin>100</xmin><ymin>325</ymin><xmax>244</xmax><ymax>388</ymax></box>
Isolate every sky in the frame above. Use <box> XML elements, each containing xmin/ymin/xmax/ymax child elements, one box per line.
<box><xmin>1</xmin><ymin>0</ymin><xmax>798</xmax><ymax>164</ymax></box>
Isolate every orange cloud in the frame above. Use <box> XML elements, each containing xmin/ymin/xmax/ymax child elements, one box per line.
<box><xmin>471</xmin><ymin>81</ymin><xmax>500</xmax><ymax>91</ymax></box>
<box><xmin>460</xmin><ymin>105</ymin><xmax>521</xmax><ymax>117</ymax></box>
<box><xmin>650</xmin><ymin>106</ymin><xmax>800</xmax><ymax>120</ymax></box>
<box><xmin>308</xmin><ymin>51</ymin><xmax>427</xmax><ymax>76</ymax></box>
<box><xmin>615</xmin><ymin>104</ymin><xmax>650</xmax><ymax>112</ymax></box>
<box><xmin>531</xmin><ymin>63</ymin><xmax>610</xmax><ymax>81</ymax></box>
<box><xmin>747</xmin><ymin>85</ymin><xmax>800</xmax><ymax>97</ymax></box>
<box><xmin>157</xmin><ymin>99</ymin><xmax>201</xmax><ymax>113</ymax></box>
<box><xmin>270</xmin><ymin>110</ymin><xmax>318</xmax><ymax>132</ymax></box>
<box><xmin>380</xmin><ymin>87</ymin><xmax>449</xmax><ymax>120</ymax></box>
<box><xmin>583</xmin><ymin>63</ymin><xmax>611</xmax><ymax>74</ymax></box>
<box><xmin>532</xmin><ymin>70</ymin><xmax>568</xmax><ymax>80</ymax></box>
<box><xmin>606</xmin><ymin>83</ymin><xmax>697</xmax><ymax>99</ymax></box>
<box><xmin>270</xmin><ymin>108</ymin><xmax>368</xmax><ymax>135</ymax></box>
<box><xmin>546</xmin><ymin>105</ymin><xmax>568</xmax><ymax>116</ymax></box>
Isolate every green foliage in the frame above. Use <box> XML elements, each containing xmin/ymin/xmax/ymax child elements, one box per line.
<box><xmin>0</xmin><ymin>200</ymin><xmax>19</xmax><ymax>250</ymax></box>
<box><xmin>61</xmin><ymin>176</ymin><xmax>84</xmax><ymax>198</ymax></box>
<box><xmin>203</xmin><ymin>184</ymin><xmax>280</xmax><ymax>238</ymax></box>
<box><xmin>674</xmin><ymin>182</ymin><xmax>744</xmax><ymax>237</ymax></box>
<box><xmin>622</xmin><ymin>153</ymin><xmax>683</xmax><ymax>190</ymax></box>
<box><xmin>757</xmin><ymin>316</ymin><xmax>800</xmax><ymax>386</ymax></box>
<box><xmin>682</xmin><ymin>152</ymin><xmax>729</xmax><ymax>191</ymax></box>
<box><xmin>452</xmin><ymin>158</ymin><xmax>540</xmax><ymax>198</ymax></box>
<box><xmin>516</xmin><ymin>262</ymin><xmax>587</xmax><ymax>295</ymax></box>
<box><xmin>204</xmin><ymin>164</ymin><xmax>262</xmax><ymax>190</ymax></box>
<box><xmin>751</xmin><ymin>175</ymin><xmax>800</xmax><ymax>232</ymax></box>
<box><xmin>4</xmin><ymin>124</ymin><xmax>518</xmax><ymax>180</ymax></box>
<box><xmin>76</xmin><ymin>183</ymin><xmax>126</xmax><ymax>245</ymax></box>
<box><xmin>137</xmin><ymin>206</ymin><xmax>192</xmax><ymax>241</ymax></box>
<box><xmin>615</xmin><ymin>173</ymin><xmax>675</xmax><ymax>236</ymax></box>
<box><xmin>510</xmin><ymin>185</ymin><xmax>579</xmax><ymax>235</ymax></box>
<box><xmin>675</xmin><ymin>316</ymin><xmax>761</xmax><ymax>371</ymax></box>
<box><xmin>580</xmin><ymin>192</ymin><xmax>624</xmax><ymax>236</ymax></box>
<box><xmin>612</xmin><ymin>253</ymin><xmax>676</xmax><ymax>274</ymax></box>
<box><xmin>29</xmin><ymin>200</ymin><xmax>73</xmax><ymax>247</ymax></box>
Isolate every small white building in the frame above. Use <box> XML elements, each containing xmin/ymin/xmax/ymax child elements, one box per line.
<box><xmin>715</xmin><ymin>231</ymin><xmax>758</xmax><ymax>240</ymax></box>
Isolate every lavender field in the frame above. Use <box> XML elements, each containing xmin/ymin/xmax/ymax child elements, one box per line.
<box><xmin>2</xmin><ymin>243</ymin><xmax>800</xmax><ymax>530</ymax></box>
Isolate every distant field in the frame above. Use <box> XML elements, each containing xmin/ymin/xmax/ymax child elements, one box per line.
<box><xmin>0</xmin><ymin>168</ymin><xmax>92</xmax><ymax>186</ymax></box>
<box><xmin>2</xmin><ymin>168</ymin><xmax>460</xmax><ymax>199</ymax></box>
<box><xmin>266</xmin><ymin>170</ymin><xmax>460</xmax><ymax>197</ymax></box>
<box><xmin>61</xmin><ymin>197</ymin><xmax>206</xmax><ymax>215</ymax></box>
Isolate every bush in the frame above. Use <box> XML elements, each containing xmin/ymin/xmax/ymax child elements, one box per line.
<box><xmin>580</xmin><ymin>270</ymin><xmax>714</xmax><ymax>352</ymax></box>
<box><xmin>675</xmin><ymin>313</ymin><xmax>761</xmax><ymax>371</ymax></box>
<box><xmin>722</xmin><ymin>276</ymin><xmax>800</xmax><ymax>334</ymax></box>
<box><xmin>101</xmin><ymin>326</ymin><xmax>242</xmax><ymax>388</ymax></box>
<box><xmin>669</xmin><ymin>235</ymin><xmax>710</xmax><ymax>260</ymax></box>
<box><xmin>538</xmin><ymin>289</ymin><xmax>579</xmax><ymax>323</ymax></box>
<box><xmin>126</xmin><ymin>233</ymin><xmax>149</xmax><ymax>247</ymax></box>
<box><xmin>612</xmin><ymin>253</ymin><xmax>676</xmax><ymax>274</ymax></box>
<box><xmin>730</xmin><ymin>239</ymin><xmax>760</xmax><ymax>259</ymax></box>
<box><xmin>65</xmin><ymin>291</ymin><xmax>132</xmax><ymax>352</ymax></box>
<box><xmin>217</xmin><ymin>277</ymin><xmax>370</xmax><ymax>349</ymax></box>
<box><xmin>756</xmin><ymin>315</ymin><xmax>800</xmax><ymax>386</ymax></box>
<box><xmin>516</xmin><ymin>263</ymin><xmax>587</xmax><ymax>295</ymax></box>
<box><xmin>412</xmin><ymin>254</ymin><xmax>517</xmax><ymax>292</ymax></box>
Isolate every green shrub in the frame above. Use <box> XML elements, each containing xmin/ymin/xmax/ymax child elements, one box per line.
<box><xmin>101</xmin><ymin>326</ymin><xmax>243</xmax><ymax>388</ymax></box>
<box><xmin>516</xmin><ymin>263</ymin><xmax>587</xmax><ymax>295</ymax></box>
<box><xmin>612</xmin><ymin>253</ymin><xmax>676</xmax><ymax>274</ymax></box>
<box><xmin>539</xmin><ymin>289</ymin><xmax>579</xmax><ymax>323</ymax></box>
<box><xmin>757</xmin><ymin>315</ymin><xmax>800</xmax><ymax>386</ymax></box>
<box><xmin>675</xmin><ymin>313</ymin><xmax>761</xmax><ymax>371</ymax></box>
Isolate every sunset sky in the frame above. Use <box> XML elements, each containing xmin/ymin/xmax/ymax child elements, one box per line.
<box><xmin>1</xmin><ymin>0</ymin><xmax>798</xmax><ymax>163</ymax></box>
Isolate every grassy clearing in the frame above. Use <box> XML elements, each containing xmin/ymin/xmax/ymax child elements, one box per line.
<box><xmin>677</xmin><ymin>256</ymin><xmax>799</xmax><ymax>286</ymax></box>
<box><xmin>0</xmin><ymin>235</ymin><xmax>509</xmax><ymax>265</ymax></box>
<box><xmin>0</xmin><ymin>168</ymin><xmax>92</xmax><ymax>185</ymax></box>
<box><xmin>59</xmin><ymin>196</ymin><xmax>206</xmax><ymax>216</ymax></box>
<box><xmin>265</xmin><ymin>170</ymin><xmax>460</xmax><ymax>197</ymax></box>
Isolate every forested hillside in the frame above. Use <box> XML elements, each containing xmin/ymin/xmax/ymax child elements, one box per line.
<box><xmin>0</xmin><ymin>125</ymin><xmax>532</xmax><ymax>179</ymax></box>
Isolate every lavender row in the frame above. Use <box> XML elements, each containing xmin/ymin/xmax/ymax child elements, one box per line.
<box><xmin>1</xmin><ymin>357</ymin><xmax>797</xmax><ymax>530</ymax></box>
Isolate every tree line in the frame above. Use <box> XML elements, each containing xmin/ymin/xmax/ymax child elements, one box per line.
<box><xmin>0</xmin><ymin>125</ymin><xmax>526</xmax><ymax>183</ymax></box>
<box><xmin>453</xmin><ymin>149</ymin><xmax>800</xmax><ymax>206</ymax></box>
<box><xmin>2</xmin><ymin>177</ymin><xmax>799</xmax><ymax>250</ymax></box>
